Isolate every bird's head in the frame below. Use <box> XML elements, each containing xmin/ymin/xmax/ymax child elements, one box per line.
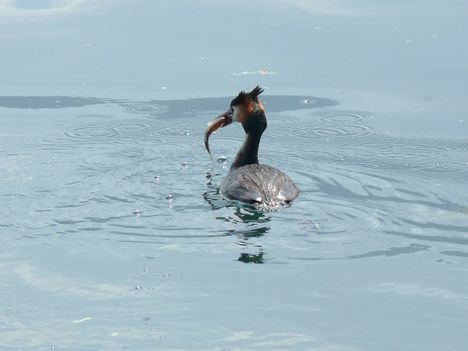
<box><xmin>205</xmin><ymin>86</ymin><xmax>266</xmax><ymax>154</ymax></box>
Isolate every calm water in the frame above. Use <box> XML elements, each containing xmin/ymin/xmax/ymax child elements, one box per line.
<box><xmin>1</xmin><ymin>1</ymin><xmax>468</xmax><ymax>350</ymax></box>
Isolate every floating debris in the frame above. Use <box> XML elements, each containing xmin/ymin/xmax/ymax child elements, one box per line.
<box><xmin>232</xmin><ymin>69</ymin><xmax>277</xmax><ymax>76</ymax></box>
<box><xmin>72</xmin><ymin>317</ymin><xmax>91</xmax><ymax>324</ymax></box>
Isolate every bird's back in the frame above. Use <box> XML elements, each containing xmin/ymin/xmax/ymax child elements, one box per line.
<box><xmin>221</xmin><ymin>164</ymin><xmax>299</xmax><ymax>208</ymax></box>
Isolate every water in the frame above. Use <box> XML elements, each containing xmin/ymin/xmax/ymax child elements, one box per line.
<box><xmin>1</xmin><ymin>1</ymin><xmax>468</xmax><ymax>350</ymax></box>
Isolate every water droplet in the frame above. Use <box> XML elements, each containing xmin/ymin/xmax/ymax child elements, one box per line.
<box><xmin>154</xmin><ymin>175</ymin><xmax>160</xmax><ymax>183</ymax></box>
<box><xmin>184</xmin><ymin>131</ymin><xmax>190</xmax><ymax>136</ymax></box>
<box><xmin>160</xmin><ymin>336</ymin><xmax>166</xmax><ymax>340</ymax></box>
<box><xmin>50</xmin><ymin>346</ymin><xmax>56</xmax><ymax>350</ymax></box>
<box><xmin>217</xmin><ymin>156</ymin><xmax>228</xmax><ymax>163</ymax></box>
<box><xmin>143</xmin><ymin>268</ymin><xmax>149</xmax><ymax>272</ymax></box>
<box><xmin>134</xmin><ymin>285</ymin><xmax>142</xmax><ymax>291</ymax></box>
<box><xmin>133</xmin><ymin>209</ymin><xmax>142</xmax><ymax>217</ymax></box>
<box><xmin>165</xmin><ymin>194</ymin><xmax>173</xmax><ymax>201</ymax></box>
<box><xmin>161</xmin><ymin>86</ymin><xmax>167</xmax><ymax>90</ymax></box>
<box><xmin>302</xmin><ymin>99</ymin><xmax>310</xmax><ymax>104</ymax></box>
<box><xmin>162</xmin><ymin>273</ymin><xmax>170</xmax><ymax>278</ymax></box>
<box><xmin>181</xmin><ymin>162</ymin><xmax>189</xmax><ymax>168</ymax></box>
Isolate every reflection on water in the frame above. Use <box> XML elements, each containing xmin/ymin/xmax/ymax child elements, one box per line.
<box><xmin>0</xmin><ymin>96</ymin><xmax>113</xmax><ymax>109</ymax></box>
<box><xmin>238</xmin><ymin>252</ymin><xmax>265</xmax><ymax>264</ymax></box>
<box><xmin>0</xmin><ymin>94</ymin><xmax>337</xmax><ymax>113</ymax></box>
<box><xmin>204</xmin><ymin>171</ymin><xmax>271</xmax><ymax>263</ymax></box>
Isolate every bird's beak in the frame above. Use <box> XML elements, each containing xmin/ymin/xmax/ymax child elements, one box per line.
<box><xmin>204</xmin><ymin>111</ymin><xmax>233</xmax><ymax>154</ymax></box>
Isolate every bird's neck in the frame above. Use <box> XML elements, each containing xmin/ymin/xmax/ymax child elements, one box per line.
<box><xmin>230</xmin><ymin>131</ymin><xmax>262</xmax><ymax>170</ymax></box>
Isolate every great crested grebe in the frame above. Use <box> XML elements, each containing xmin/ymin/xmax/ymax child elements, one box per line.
<box><xmin>204</xmin><ymin>86</ymin><xmax>299</xmax><ymax>207</ymax></box>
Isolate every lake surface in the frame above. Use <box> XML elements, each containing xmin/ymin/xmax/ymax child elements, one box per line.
<box><xmin>1</xmin><ymin>1</ymin><xmax>468</xmax><ymax>350</ymax></box>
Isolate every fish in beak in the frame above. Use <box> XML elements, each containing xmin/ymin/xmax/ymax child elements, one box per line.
<box><xmin>204</xmin><ymin>110</ymin><xmax>233</xmax><ymax>154</ymax></box>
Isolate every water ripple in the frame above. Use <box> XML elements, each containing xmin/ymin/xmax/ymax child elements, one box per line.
<box><xmin>63</xmin><ymin>125</ymin><xmax>119</xmax><ymax>140</ymax></box>
<box><xmin>384</xmin><ymin>230</ymin><xmax>468</xmax><ymax>246</ymax></box>
<box><xmin>123</xmin><ymin>103</ymin><xmax>165</xmax><ymax>115</ymax></box>
<box><xmin>318</xmin><ymin>110</ymin><xmax>372</xmax><ymax>123</ymax></box>
<box><xmin>147</xmin><ymin>126</ymin><xmax>194</xmax><ymax>137</ymax></box>
<box><xmin>415</xmin><ymin>160</ymin><xmax>468</xmax><ymax>176</ymax></box>
<box><xmin>299</xmin><ymin>124</ymin><xmax>371</xmax><ymax>138</ymax></box>
<box><xmin>274</xmin><ymin>110</ymin><xmax>373</xmax><ymax>141</ymax></box>
<box><xmin>112</xmin><ymin>121</ymin><xmax>155</xmax><ymax>133</ymax></box>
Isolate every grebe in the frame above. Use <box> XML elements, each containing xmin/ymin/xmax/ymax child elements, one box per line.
<box><xmin>204</xmin><ymin>86</ymin><xmax>299</xmax><ymax>207</ymax></box>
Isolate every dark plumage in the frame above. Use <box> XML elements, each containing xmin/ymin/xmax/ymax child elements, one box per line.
<box><xmin>205</xmin><ymin>86</ymin><xmax>299</xmax><ymax>208</ymax></box>
<box><xmin>221</xmin><ymin>164</ymin><xmax>299</xmax><ymax>207</ymax></box>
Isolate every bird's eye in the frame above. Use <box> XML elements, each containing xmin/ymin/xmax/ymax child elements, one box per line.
<box><xmin>229</xmin><ymin>106</ymin><xmax>234</xmax><ymax>114</ymax></box>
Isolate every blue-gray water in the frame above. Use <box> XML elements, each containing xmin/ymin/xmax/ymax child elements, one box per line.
<box><xmin>1</xmin><ymin>1</ymin><xmax>468</xmax><ymax>350</ymax></box>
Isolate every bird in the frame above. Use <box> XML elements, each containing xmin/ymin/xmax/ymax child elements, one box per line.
<box><xmin>204</xmin><ymin>86</ymin><xmax>299</xmax><ymax>208</ymax></box>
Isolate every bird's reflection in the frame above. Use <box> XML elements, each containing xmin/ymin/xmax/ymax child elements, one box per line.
<box><xmin>204</xmin><ymin>171</ymin><xmax>271</xmax><ymax>263</ymax></box>
<box><xmin>238</xmin><ymin>252</ymin><xmax>264</xmax><ymax>264</ymax></box>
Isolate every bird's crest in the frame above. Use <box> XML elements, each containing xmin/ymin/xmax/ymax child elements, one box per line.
<box><xmin>248</xmin><ymin>86</ymin><xmax>264</xmax><ymax>102</ymax></box>
<box><xmin>231</xmin><ymin>85</ymin><xmax>264</xmax><ymax>107</ymax></box>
